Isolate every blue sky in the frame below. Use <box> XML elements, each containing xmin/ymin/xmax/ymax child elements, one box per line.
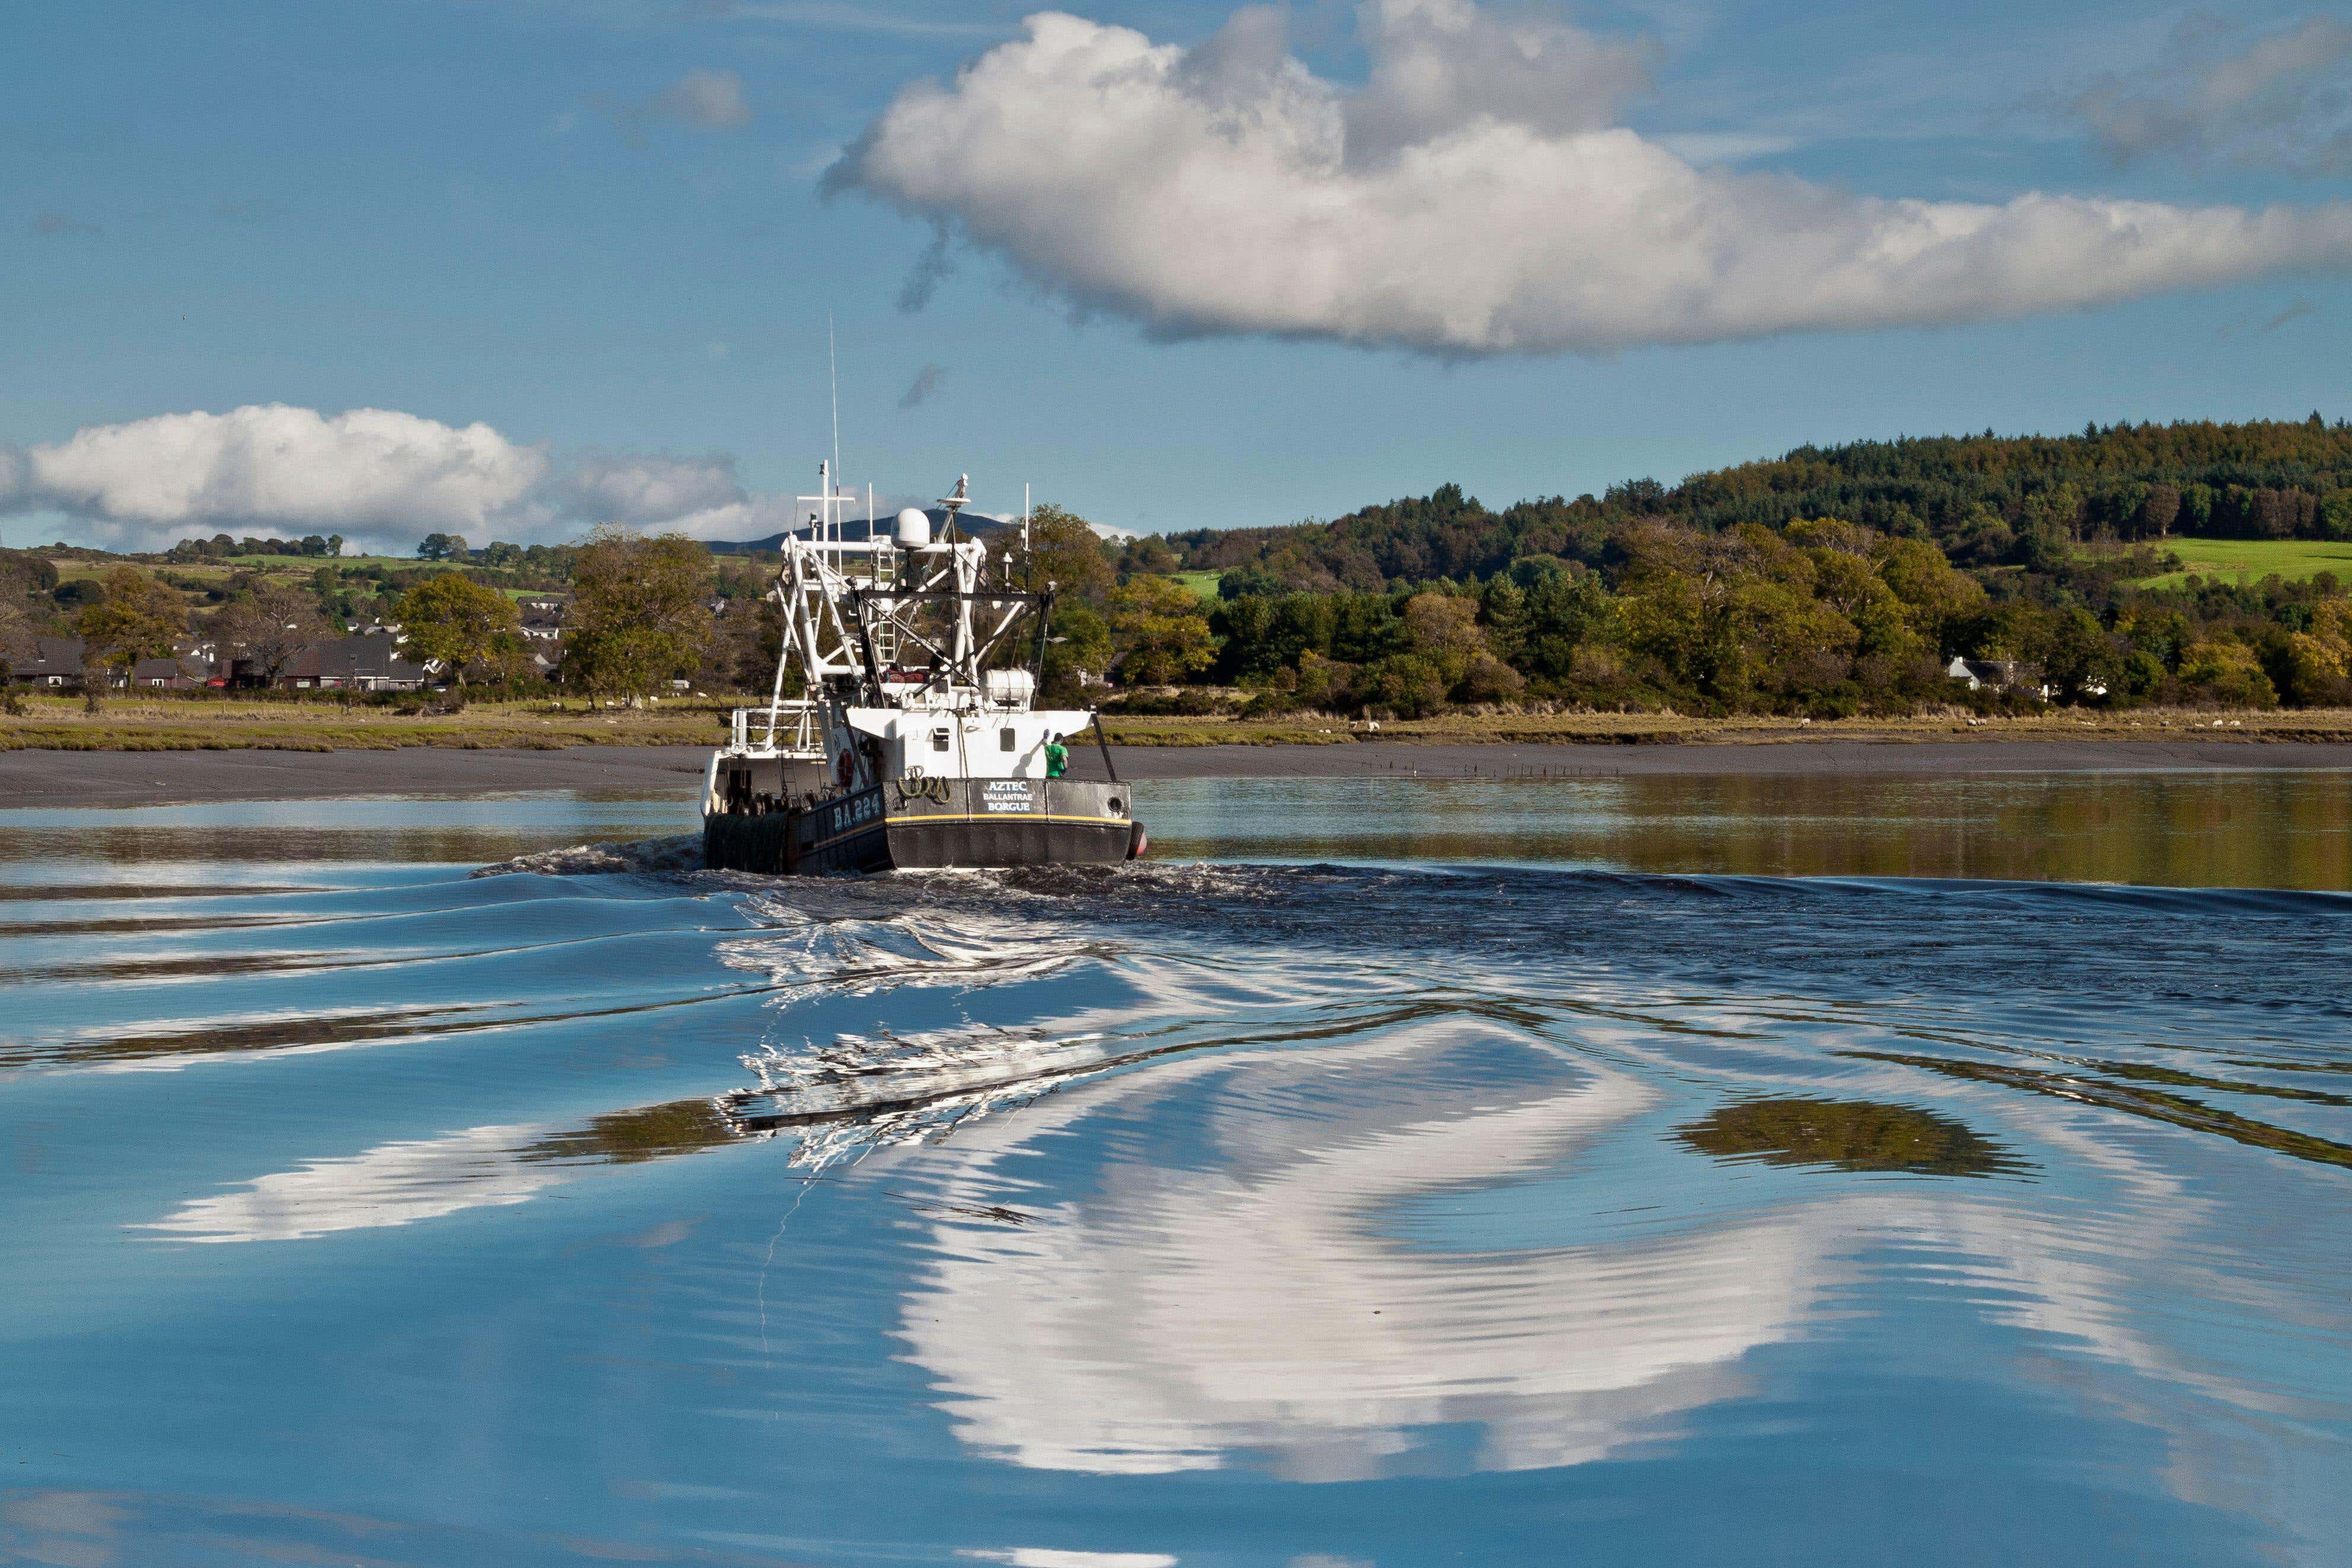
<box><xmin>4</xmin><ymin>0</ymin><xmax>2349</xmax><ymax>550</ymax></box>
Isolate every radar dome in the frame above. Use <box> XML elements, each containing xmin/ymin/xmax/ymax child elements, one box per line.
<box><xmin>894</xmin><ymin>507</ymin><xmax>932</xmax><ymax>547</ymax></box>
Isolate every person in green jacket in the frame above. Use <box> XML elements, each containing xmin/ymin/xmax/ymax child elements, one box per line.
<box><xmin>1043</xmin><ymin>733</ymin><xmax>1069</xmax><ymax>778</ymax></box>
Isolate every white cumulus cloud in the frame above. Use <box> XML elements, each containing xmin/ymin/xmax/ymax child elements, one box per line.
<box><xmin>0</xmin><ymin>403</ymin><xmax>791</xmax><ymax>552</ymax></box>
<box><xmin>2</xmin><ymin>404</ymin><xmax>546</xmax><ymax>548</ymax></box>
<box><xmin>829</xmin><ymin>2</ymin><xmax>2352</xmax><ymax>356</ymax></box>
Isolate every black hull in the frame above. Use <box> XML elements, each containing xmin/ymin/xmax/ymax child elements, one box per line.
<box><xmin>886</xmin><ymin>814</ymin><xmax>1133</xmax><ymax>869</ymax></box>
<box><xmin>704</xmin><ymin>779</ymin><xmax>1138</xmax><ymax>875</ymax></box>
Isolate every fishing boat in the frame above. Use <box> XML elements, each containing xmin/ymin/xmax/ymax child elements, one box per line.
<box><xmin>703</xmin><ymin>466</ymin><xmax>1146</xmax><ymax>874</ymax></box>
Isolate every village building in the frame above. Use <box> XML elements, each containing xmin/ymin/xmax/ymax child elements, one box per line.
<box><xmin>1946</xmin><ymin>656</ymin><xmax>2048</xmax><ymax>696</ymax></box>
<box><xmin>8</xmin><ymin>636</ymin><xmax>87</xmax><ymax>689</ymax></box>
<box><xmin>517</xmin><ymin>596</ymin><xmax>568</xmax><ymax>651</ymax></box>
<box><xmin>5</xmin><ymin>636</ymin><xmax>209</xmax><ymax>690</ymax></box>
<box><xmin>246</xmin><ymin>632</ymin><xmax>431</xmax><ymax>691</ymax></box>
<box><xmin>128</xmin><ymin>655</ymin><xmax>206</xmax><ymax>689</ymax></box>
<box><xmin>1944</xmin><ymin>656</ymin><xmax>2096</xmax><ymax>699</ymax></box>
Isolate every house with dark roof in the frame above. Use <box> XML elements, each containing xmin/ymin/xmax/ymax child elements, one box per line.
<box><xmin>126</xmin><ymin>654</ymin><xmax>206</xmax><ymax>689</ymax></box>
<box><xmin>8</xmin><ymin>636</ymin><xmax>87</xmax><ymax>688</ymax></box>
<box><xmin>261</xmin><ymin>632</ymin><xmax>431</xmax><ymax>691</ymax></box>
<box><xmin>6</xmin><ymin>636</ymin><xmax>209</xmax><ymax>689</ymax></box>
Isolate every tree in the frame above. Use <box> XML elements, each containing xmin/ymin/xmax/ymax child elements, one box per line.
<box><xmin>75</xmin><ymin>567</ymin><xmax>187</xmax><ymax>709</ymax></box>
<box><xmin>1873</xmin><ymin>537</ymin><xmax>1985</xmax><ymax>657</ymax></box>
<box><xmin>1400</xmin><ymin>591</ymin><xmax>1492</xmax><ymax>690</ymax></box>
<box><xmin>416</xmin><ymin>533</ymin><xmax>469</xmax><ymax>562</ymax></box>
<box><xmin>1209</xmin><ymin>591</ymin><xmax>1336</xmax><ymax>683</ymax></box>
<box><xmin>212</xmin><ymin>585</ymin><xmax>326</xmax><ymax>685</ymax></box>
<box><xmin>1117</xmin><ymin>536</ymin><xmax>1179</xmax><ymax>577</ymax></box>
<box><xmin>1107</xmin><ymin>576</ymin><xmax>1215</xmax><ymax>684</ymax></box>
<box><xmin>0</xmin><ymin>594</ymin><xmax>32</xmax><ymax>710</ymax></box>
<box><xmin>1517</xmin><ymin>571</ymin><xmax>1613</xmax><ymax>682</ymax></box>
<box><xmin>2322</xmin><ymin>493</ymin><xmax>2352</xmax><ymax>543</ymax></box>
<box><xmin>2037</xmin><ymin>607</ymin><xmax>2123</xmax><ymax>703</ymax></box>
<box><xmin>394</xmin><ymin>572</ymin><xmax>523</xmax><ymax>684</ymax></box>
<box><xmin>310</xmin><ymin>565</ymin><xmax>349</xmax><ymax>622</ymax></box>
<box><xmin>703</xmin><ymin>592</ymin><xmax>783</xmax><ymax>693</ymax></box>
<box><xmin>1605</xmin><ymin>477</ymin><xmax>1668</xmax><ymax>512</ymax></box>
<box><xmin>2177</xmin><ymin>638</ymin><xmax>2277</xmax><ymax>707</ymax></box>
<box><xmin>1001</xmin><ymin>503</ymin><xmax>1114</xmax><ymax>603</ymax></box>
<box><xmin>1040</xmin><ymin>600</ymin><xmax>1111</xmax><ymax>696</ymax></box>
<box><xmin>563</xmin><ymin>527</ymin><xmax>713</xmax><ymax>699</ymax></box>
<box><xmin>1361</xmin><ymin>652</ymin><xmax>1449</xmax><ymax>717</ymax></box>
<box><xmin>1476</xmin><ymin>576</ymin><xmax>1526</xmax><ymax>664</ymax></box>
<box><xmin>0</xmin><ymin>548</ymin><xmax>59</xmax><ymax>597</ymax></box>
<box><xmin>2137</xmin><ymin>484</ymin><xmax>2181</xmax><ymax>540</ymax></box>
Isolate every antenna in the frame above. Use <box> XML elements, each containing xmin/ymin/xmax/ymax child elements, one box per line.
<box><xmin>827</xmin><ymin>313</ymin><xmax>840</xmax><ymax>489</ymax></box>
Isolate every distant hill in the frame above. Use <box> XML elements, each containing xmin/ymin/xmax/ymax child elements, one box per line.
<box><xmin>1163</xmin><ymin>418</ymin><xmax>2352</xmax><ymax>591</ymax></box>
<box><xmin>706</xmin><ymin>508</ymin><xmax>1016</xmax><ymax>556</ymax></box>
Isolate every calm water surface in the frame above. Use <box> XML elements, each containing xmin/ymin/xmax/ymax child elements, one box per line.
<box><xmin>4</xmin><ymin>773</ymin><xmax>2350</xmax><ymax>1566</ymax></box>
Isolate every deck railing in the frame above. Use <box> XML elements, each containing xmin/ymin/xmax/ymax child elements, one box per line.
<box><xmin>729</xmin><ymin>700</ymin><xmax>818</xmax><ymax>757</ymax></box>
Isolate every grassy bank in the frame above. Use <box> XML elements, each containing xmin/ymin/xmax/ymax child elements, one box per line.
<box><xmin>11</xmin><ymin>692</ymin><xmax>2351</xmax><ymax>753</ymax></box>
<box><xmin>0</xmin><ymin>693</ymin><xmax>731</xmax><ymax>751</ymax></box>
<box><xmin>1096</xmin><ymin>707</ymin><xmax>2352</xmax><ymax>747</ymax></box>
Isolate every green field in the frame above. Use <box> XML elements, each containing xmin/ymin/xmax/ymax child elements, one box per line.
<box><xmin>1171</xmin><ymin>570</ymin><xmax>1223</xmax><ymax>601</ymax></box>
<box><xmin>2134</xmin><ymin>537</ymin><xmax>2352</xmax><ymax>589</ymax></box>
<box><xmin>164</xmin><ymin>553</ymin><xmax>422</xmax><ymax>570</ymax></box>
<box><xmin>31</xmin><ymin>552</ymin><xmax>555</xmax><ymax>616</ymax></box>
<box><xmin>43</xmin><ymin>552</ymin><xmax>420</xmax><ymax>575</ymax></box>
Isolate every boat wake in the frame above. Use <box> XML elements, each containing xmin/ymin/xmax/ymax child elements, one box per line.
<box><xmin>471</xmin><ymin>833</ymin><xmax>705</xmax><ymax>878</ymax></box>
<box><xmin>725</xmin><ymin>1024</ymin><xmax>1127</xmax><ymax>1171</ymax></box>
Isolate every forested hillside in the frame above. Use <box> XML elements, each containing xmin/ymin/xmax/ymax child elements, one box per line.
<box><xmin>14</xmin><ymin>418</ymin><xmax>2352</xmax><ymax>721</ymax></box>
<box><xmin>1162</xmin><ymin>418</ymin><xmax>2352</xmax><ymax>592</ymax></box>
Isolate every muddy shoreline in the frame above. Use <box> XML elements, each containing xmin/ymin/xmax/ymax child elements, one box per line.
<box><xmin>7</xmin><ymin>738</ymin><xmax>2352</xmax><ymax>808</ymax></box>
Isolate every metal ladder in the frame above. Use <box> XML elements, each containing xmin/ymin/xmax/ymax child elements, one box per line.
<box><xmin>867</xmin><ymin>545</ymin><xmax>900</xmax><ymax>668</ymax></box>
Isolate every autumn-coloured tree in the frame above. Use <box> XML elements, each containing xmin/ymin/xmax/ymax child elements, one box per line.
<box><xmin>1107</xmin><ymin>576</ymin><xmax>1215</xmax><ymax>685</ymax></box>
<box><xmin>999</xmin><ymin>502</ymin><xmax>1114</xmax><ymax>603</ymax></box>
<box><xmin>75</xmin><ymin>568</ymin><xmax>188</xmax><ymax>710</ymax></box>
<box><xmin>394</xmin><ymin>572</ymin><xmax>524</xmax><ymax>684</ymax></box>
<box><xmin>564</xmin><ymin>527</ymin><xmax>713</xmax><ymax>699</ymax></box>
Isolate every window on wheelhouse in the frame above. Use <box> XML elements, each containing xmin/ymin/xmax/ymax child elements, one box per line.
<box><xmin>1000</xmin><ymin>728</ymin><xmax>1016</xmax><ymax>751</ymax></box>
<box><xmin>931</xmin><ymin>727</ymin><xmax>951</xmax><ymax>753</ymax></box>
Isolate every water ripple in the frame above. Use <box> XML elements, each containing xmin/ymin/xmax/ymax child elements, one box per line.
<box><xmin>8</xmin><ymin>783</ymin><xmax>2352</xmax><ymax>1565</ymax></box>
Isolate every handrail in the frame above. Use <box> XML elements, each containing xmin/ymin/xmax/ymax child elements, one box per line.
<box><xmin>728</xmin><ymin>699</ymin><xmax>819</xmax><ymax>757</ymax></box>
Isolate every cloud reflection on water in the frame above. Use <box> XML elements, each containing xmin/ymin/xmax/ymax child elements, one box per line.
<box><xmin>894</xmin><ymin>1022</ymin><xmax>1827</xmax><ymax>1479</ymax></box>
<box><xmin>885</xmin><ymin>1016</ymin><xmax>2328</xmax><ymax>1494</ymax></box>
<box><xmin>142</xmin><ymin>1124</ymin><xmax>575</xmax><ymax>1242</ymax></box>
